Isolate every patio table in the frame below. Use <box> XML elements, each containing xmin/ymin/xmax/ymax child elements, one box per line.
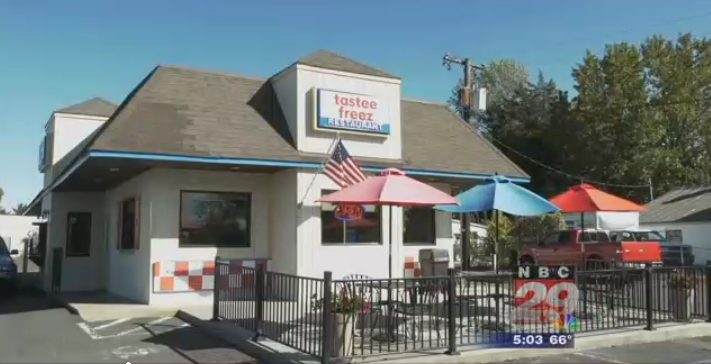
<box><xmin>353</xmin><ymin>280</ymin><xmax>421</xmax><ymax>340</ymax></box>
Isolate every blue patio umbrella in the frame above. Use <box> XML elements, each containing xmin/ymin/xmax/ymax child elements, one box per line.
<box><xmin>435</xmin><ymin>175</ymin><xmax>560</xmax><ymax>215</ymax></box>
<box><xmin>435</xmin><ymin>175</ymin><xmax>560</xmax><ymax>272</ymax></box>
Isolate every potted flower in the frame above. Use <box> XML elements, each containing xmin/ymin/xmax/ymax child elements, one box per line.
<box><xmin>311</xmin><ymin>289</ymin><xmax>369</xmax><ymax>358</ymax></box>
<box><xmin>667</xmin><ymin>270</ymin><xmax>695</xmax><ymax>321</ymax></box>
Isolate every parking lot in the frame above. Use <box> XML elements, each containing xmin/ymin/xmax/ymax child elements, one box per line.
<box><xmin>0</xmin><ymin>289</ymin><xmax>257</xmax><ymax>363</ymax></box>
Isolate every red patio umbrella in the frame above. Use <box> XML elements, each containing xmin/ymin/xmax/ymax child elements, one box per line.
<box><xmin>549</xmin><ymin>184</ymin><xmax>646</xmax><ymax>214</ymax></box>
<box><xmin>550</xmin><ymin>183</ymin><xmax>646</xmax><ymax>236</ymax></box>
<box><xmin>549</xmin><ymin>183</ymin><xmax>646</xmax><ymax>319</ymax></box>
<box><xmin>319</xmin><ymin>168</ymin><xmax>459</xmax><ymax>278</ymax></box>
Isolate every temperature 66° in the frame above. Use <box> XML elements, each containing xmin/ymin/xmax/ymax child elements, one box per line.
<box><xmin>550</xmin><ymin>335</ymin><xmax>569</xmax><ymax>346</ymax></box>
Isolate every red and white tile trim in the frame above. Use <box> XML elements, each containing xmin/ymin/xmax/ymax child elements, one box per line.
<box><xmin>403</xmin><ymin>256</ymin><xmax>422</xmax><ymax>278</ymax></box>
<box><xmin>152</xmin><ymin>259</ymin><xmax>269</xmax><ymax>293</ymax></box>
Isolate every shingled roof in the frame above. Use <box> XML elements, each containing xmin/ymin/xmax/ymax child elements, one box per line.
<box><xmin>51</xmin><ymin>62</ymin><xmax>527</xmax><ymax>183</ymax></box>
<box><xmin>297</xmin><ymin>50</ymin><xmax>398</xmax><ymax>79</ymax></box>
<box><xmin>641</xmin><ymin>187</ymin><xmax>711</xmax><ymax>223</ymax></box>
<box><xmin>55</xmin><ymin>97</ymin><xmax>117</xmax><ymax>117</ymax></box>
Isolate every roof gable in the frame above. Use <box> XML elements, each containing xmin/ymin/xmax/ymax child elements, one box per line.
<box><xmin>88</xmin><ymin>66</ymin><xmax>299</xmax><ymax>161</ymax></box>
<box><xmin>400</xmin><ymin>100</ymin><xmax>527</xmax><ymax>178</ymax></box>
<box><xmin>55</xmin><ymin>97</ymin><xmax>117</xmax><ymax>117</ymax></box>
<box><xmin>49</xmin><ymin>64</ymin><xmax>528</xmax><ymax>183</ymax></box>
<box><xmin>296</xmin><ymin>50</ymin><xmax>398</xmax><ymax>79</ymax></box>
<box><xmin>641</xmin><ymin>187</ymin><xmax>711</xmax><ymax>223</ymax></box>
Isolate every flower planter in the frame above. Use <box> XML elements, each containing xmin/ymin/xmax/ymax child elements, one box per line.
<box><xmin>668</xmin><ymin>287</ymin><xmax>694</xmax><ymax>321</ymax></box>
<box><xmin>331</xmin><ymin>313</ymin><xmax>356</xmax><ymax>358</ymax></box>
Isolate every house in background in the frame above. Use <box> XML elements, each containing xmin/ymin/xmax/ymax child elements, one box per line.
<box><xmin>25</xmin><ymin>50</ymin><xmax>529</xmax><ymax>306</ymax></box>
<box><xmin>640</xmin><ymin>187</ymin><xmax>711</xmax><ymax>265</ymax></box>
<box><xmin>0</xmin><ymin>214</ymin><xmax>41</xmax><ymax>255</ymax></box>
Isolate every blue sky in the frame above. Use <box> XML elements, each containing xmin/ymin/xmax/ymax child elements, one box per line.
<box><xmin>1</xmin><ymin>0</ymin><xmax>710</xmax><ymax>208</ymax></box>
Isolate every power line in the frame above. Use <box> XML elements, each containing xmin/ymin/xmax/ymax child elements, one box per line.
<box><xmin>489</xmin><ymin>135</ymin><xmax>652</xmax><ymax>189</ymax></box>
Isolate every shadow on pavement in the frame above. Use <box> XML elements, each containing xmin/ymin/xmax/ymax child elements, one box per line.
<box><xmin>142</xmin><ymin>324</ymin><xmax>259</xmax><ymax>364</ymax></box>
<box><xmin>0</xmin><ymin>288</ymin><xmax>62</xmax><ymax>316</ymax></box>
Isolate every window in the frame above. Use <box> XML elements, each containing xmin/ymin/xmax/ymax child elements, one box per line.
<box><xmin>179</xmin><ymin>191</ymin><xmax>251</xmax><ymax>247</ymax></box>
<box><xmin>581</xmin><ymin>231</ymin><xmax>610</xmax><ymax>242</ymax></box>
<box><xmin>633</xmin><ymin>231</ymin><xmax>666</xmax><ymax>242</ymax></box>
<box><xmin>542</xmin><ymin>231</ymin><xmax>571</xmax><ymax>245</ymax></box>
<box><xmin>118</xmin><ymin>197</ymin><xmax>140</xmax><ymax>250</ymax></box>
<box><xmin>403</xmin><ymin>207</ymin><xmax>436</xmax><ymax>245</ymax></box>
<box><xmin>66</xmin><ymin>212</ymin><xmax>91</xmax><ymax>256</ymax></box>
<box><xmin>321</xmin><ymin>190</ymin><xmax>381</xmax><ymax>244</ymax></box>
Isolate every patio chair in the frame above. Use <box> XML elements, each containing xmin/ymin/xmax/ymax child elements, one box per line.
<box><xmin>339</xmin><ymin>274</ymin><xmax>386</xmax><ymax>337</ymax></box>
<box><xmin>392</xmin><ymin>279</ymin><xmax>449</xmax><ymax>343</ymax></box>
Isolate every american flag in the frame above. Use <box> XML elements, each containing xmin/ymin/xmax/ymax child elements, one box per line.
<box><xmin>323</xmin><ymin>140</ymin><xmax>367</xmax><ymax>188</ymax></box>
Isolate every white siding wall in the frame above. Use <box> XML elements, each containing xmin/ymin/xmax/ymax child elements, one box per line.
<box><xmin>43</xmin><ymin>192</ymin><xmax>106</xmax><ymax>292</ymax></box>
<box><xmin>51</xmin><ymin>114</ymin><xmax>107</xmax><ymax>165</ymax></box>
<box><xmin>147</xmin><ymin>169</ymin><xmax>272</xmax><ymax>306</ymax></box>
<box><xmin>296</xmin><ymin>170</ymin><xmax>453</xmax><ymax>280</ymax></box>
<box><xmin>641</xmin><ymin>221</ymin><xmax>711</xmax><ymax>265</ymax></box>
<box><xmin>105</xmin><ymin>172</ymin><xmax>153</xmax><ymax>303</ymax></box>
<box><xmin>269</xmin><ymin>169</ymin><xmax>298</xmax><ymax>275</ymax></box>
<box><xmin>292</xmin><ymin>65</ymin><xmax>402</xmax><ymax>160</ymax></box>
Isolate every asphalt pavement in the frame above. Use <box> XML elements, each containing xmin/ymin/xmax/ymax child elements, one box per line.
<box><xmin>0</xmin><ymin>289</ymin><xmax>257</xmax><ymax>363</ymax></box>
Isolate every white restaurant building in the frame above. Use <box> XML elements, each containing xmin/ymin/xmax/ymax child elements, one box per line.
<box><xmin>26</xmin><ymin>50</ymin><xmax>528</xmax><ymax>306</ymax></box>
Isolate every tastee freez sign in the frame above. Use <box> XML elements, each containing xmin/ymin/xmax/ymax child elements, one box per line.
<box><xmin>316</xmin><ymin>89</ymin><xmax>390</xmax><ymax>135</ymax></box>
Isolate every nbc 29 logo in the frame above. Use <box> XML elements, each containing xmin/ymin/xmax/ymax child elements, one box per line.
<box><xmin>513</xmin><ymin>265</ymin><xmax>579</xmax><ymax>329</ymax></box>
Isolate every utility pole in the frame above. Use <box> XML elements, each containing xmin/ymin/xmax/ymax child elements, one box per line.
<box><xmin>443</xmin><ymin>54</ymin><xmax>485</xmax><ymax>272</ymax></box>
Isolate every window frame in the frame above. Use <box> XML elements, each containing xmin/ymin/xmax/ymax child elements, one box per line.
<box><xmin>118</xmin><ymin>197</ymin><xmax>140</xmax><ymax>251</ymax></box>
<box><xmin>66</xmin><ymin>212</ymin><xmax>92</xmax><ymax>257</ymax></box>
<box><xmin>178</xmin><ymin>190</ymin><xmax>252</xmax><ymax>248</ymax></box>
<box><xmin>320</xmin><ymin>189</ymin><xmax>382</xmax><ymax>245</ymax></box>
<box><xmin>402</xmin><ymin>206</ymin><xmax>437</xmax><ymax>246</ymax></box>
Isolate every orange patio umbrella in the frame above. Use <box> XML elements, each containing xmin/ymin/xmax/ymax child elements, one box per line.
<box><xmin>549</xmin><ymin>183</ymin><xmax>646</xmax><ymax>252</ymax></box>
<box><xmin>549</xmin><ymin>184</ymin><xmax>646</xmax><ymax>213</ymax></box>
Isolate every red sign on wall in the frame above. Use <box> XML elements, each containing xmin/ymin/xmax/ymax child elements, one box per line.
<box><xmin>334</xmin><ymin>204</ymin><xmax>364</xmax><ymax>221</ymax></box>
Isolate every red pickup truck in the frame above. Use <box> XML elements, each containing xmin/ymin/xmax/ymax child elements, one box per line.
<box><xmin>518</xmin><ymin>229</ymin><xmax>663</xmax><ymax>269</ymax></box>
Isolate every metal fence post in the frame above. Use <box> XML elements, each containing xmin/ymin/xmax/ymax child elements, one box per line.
<box><xmin>253</xmin><ymin>262</ymin><xmax>265</xmax><ymax>341</ymax></box>
<box><xmin>706</xmin><ymin>265</ymin><xmax>711</xmax><ymax>323</ymax></box>
<box><xmin>445</xmin><ymin>268</ymin><xmax>460</xmax><ymax>356</ymax></box>
<box><xmin>645</xmin><ymin>266</ymin><xmax>655</xmax><ymax>331</ymax></box>
<box><xmin>211</xmin><ymin>256</ymin><xmax>221</xmax><ymax>321</ymax></box>
<box><xmin>321</xmin><ymin>271</ymin><xmax>333</xmax><ymax>364</ymax></box>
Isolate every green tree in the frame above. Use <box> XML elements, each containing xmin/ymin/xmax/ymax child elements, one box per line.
<box><xmin>486</xmin><ymin>211</ymin><xmax>514</xmax><ymax>266</ymax></box>
<box><xmin>12</xmin><ymin>203</ymin><xmax>27</xmax><ymax>215</ymax></box>
<box><xmin>448</xmin><ymin>59</ymin><xmax>529</xmax><ymax>126</ymax></box>
<box><xmin>511</xmin><ymin>212</ymin><xmax>567</xmax><ymax>250</ymax></box>
<box><xmin>461</xmin><ymin>32</ymin><xmax>711</xmax><ymax>203</ymax></box>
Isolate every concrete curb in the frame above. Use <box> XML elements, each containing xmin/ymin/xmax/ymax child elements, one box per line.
<box><xmin>47</xmin><ymin>293</ymin><xmax>79</xmax><ymax>316</ymax></box>
<box><xmin>373</xmin><ymin>323</ymin><xmax>711</xmax><ymax>364</ymax></box>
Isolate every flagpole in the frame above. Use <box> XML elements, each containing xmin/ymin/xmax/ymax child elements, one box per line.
<box><xmin>297</xmin><ymin>134</ymin><xmax>340</xmax><ymax>207</ymax></box>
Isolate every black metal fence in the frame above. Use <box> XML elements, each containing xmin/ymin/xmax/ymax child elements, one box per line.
<box><xmin>213</xmin><ymin>261</ymin><xmax>711</xmax><ymax>363</ymax></box>
<box><xmin>213</xmin><ymin>260</ymin><xmax>326</xmax><ymax>358</ymax></box>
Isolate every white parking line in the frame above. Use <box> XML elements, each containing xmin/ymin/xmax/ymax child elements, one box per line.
<box><xmin>77</xmin><ymin>322</ymin><xmax>103</xmax><ymax>340</ymax></box>
<box><xmin>77</xmin><ymin>316</ymin><xmax>174</xmax><ymax>340</ymax></box>
<box><xmin>92</xmin><ymin>318</ymin><xmax>131</xmax><ymax>331</ymax></box>
<box><xmin>574</xmin><ymin>352</ymin><xmax>631</xmax><ymax>364</ymax></box>
<box><xmin>110</xmin><ymin>317</ymin><xmax>173</xmax><ymax>338</ymax></box>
